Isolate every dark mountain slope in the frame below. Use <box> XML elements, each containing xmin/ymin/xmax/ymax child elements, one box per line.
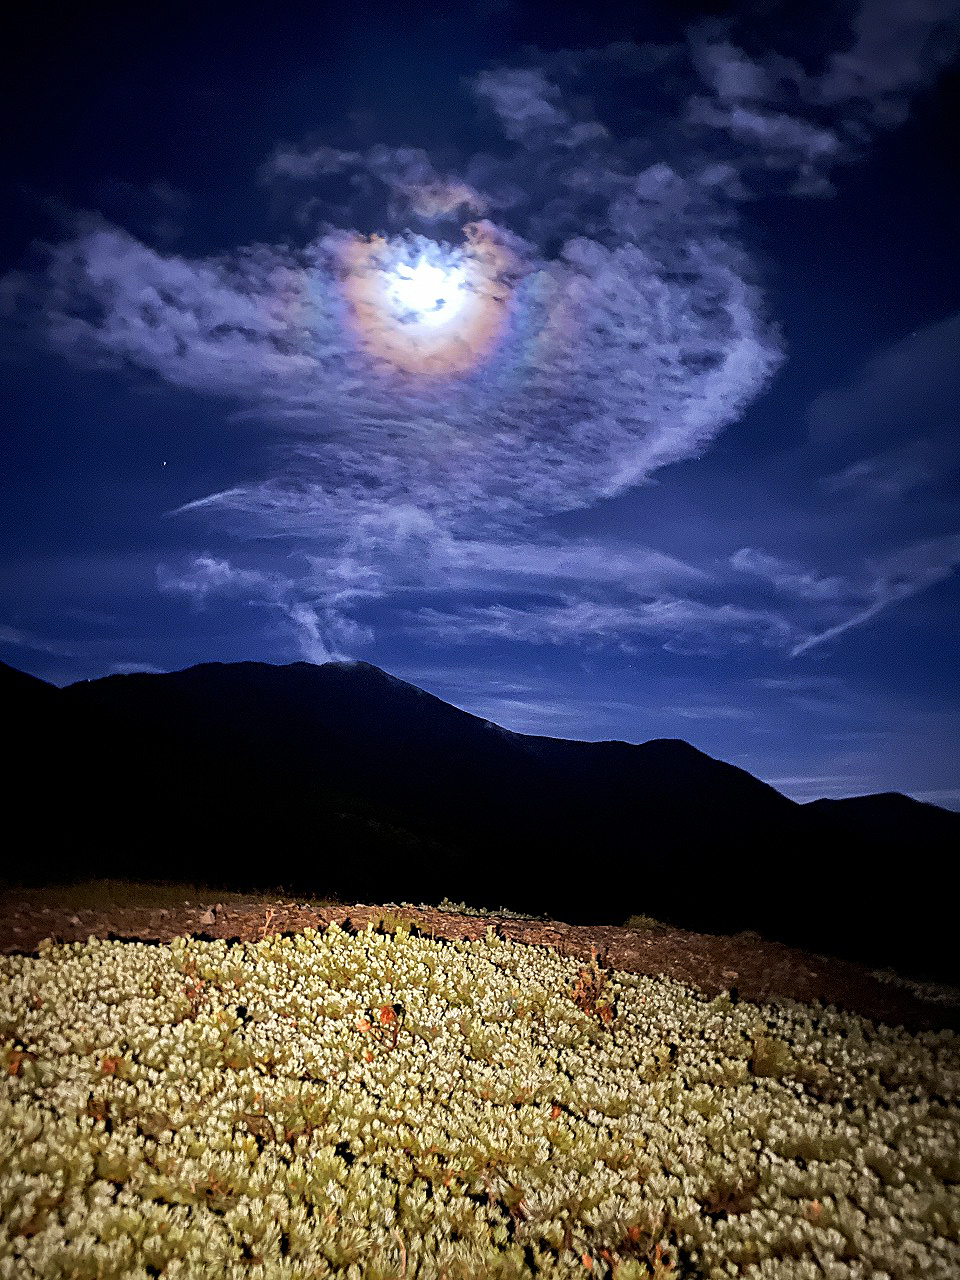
<box><xmin>3</xmin><ymin>658</ymin><xmax>956</xmax><ymax>983</ymax></box>
<box><xmin>57</xmin><ymin>661</ymin><xmax>563</xmax><ymax>880</ymax></box>
<box><xmin>806</xmin><ymin>793</ymin><xmax>960</xmax><ymax>847</ymax></box>
<box><xmin>2</xmin><ymin>660</ymin><xmax>59</xmax><ymax>702</ymax></box>
<box><xmin>55</xmin><ymin>661</ymin><xmax>814</xmax><ymax>917</ymax></box>
<box><xmin>3</xmin><ymin>661</ymin><xmax>78</xmax><ymax>850</ymax></box>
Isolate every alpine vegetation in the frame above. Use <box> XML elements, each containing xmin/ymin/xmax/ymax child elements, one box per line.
<box><xmin>1</xmin><ymin>915</ymin><xmax>958</xmax><ymax>1279</ymax></box>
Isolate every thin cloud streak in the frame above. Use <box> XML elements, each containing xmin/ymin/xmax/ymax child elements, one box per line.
<box><xmin>730</xmin><ymin>547</ymin><xmax>847</xmax><ymax>602</ymax></box>
<box><xmin>789</xmin><ymin>533</ymin><xmax>960</xmax><ymax>656</ymax></box>
<box><xmin>0</xmin><ymin>624</ymin><xmax>77</xmax><ymax>658</ymax></box>
<box><xmin>412</xmin><ymin>596</ymin><xmax>797</xmax><ymax>655</ymax></box>
<box><xmin>820</xmin><ymin>441</ymin><xmax>947</xmax><ymax>499</ymax></box>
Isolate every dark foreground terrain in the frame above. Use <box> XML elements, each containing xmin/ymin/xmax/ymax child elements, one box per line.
<box><xmin>6</xmin><ymin>657</ymin><xmax>959</xmax><ymax>989</ymax></box>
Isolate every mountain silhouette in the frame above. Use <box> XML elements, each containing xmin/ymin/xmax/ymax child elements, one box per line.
<box><xmin>3</xmin><ymin>658</ymin><xmax>957</xmax><ymax>983</ymax></box>
<box><xmin>805</xmin><ymin>792</ymin><xmax>960</xmax><ymax>846</ymax></box>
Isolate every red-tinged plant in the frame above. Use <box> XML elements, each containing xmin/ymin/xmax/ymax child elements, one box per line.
<box><xmin>571</xmin><ymin>946</ymin><xmax>617</xmax><ymax>1027</ymax></box>
<box><xmin>7</xmin><ymin>1048</ymin><xmax>37</xmax><ymax>1076</ymax></box>
<box><xmin>356</xmin><ymin>1002</ymin><xmax>405</xmax><ymax>1051</ymax></box>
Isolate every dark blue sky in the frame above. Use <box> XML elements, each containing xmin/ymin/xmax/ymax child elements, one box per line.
<box><xmin>3</xmin><ymin>0</ymin><xmax>959</xmax><ymax>808</ymax></box>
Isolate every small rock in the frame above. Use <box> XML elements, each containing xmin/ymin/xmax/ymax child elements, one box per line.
<box><xmin>199</xmin><ymin>907</ymin><xmax>216</xmax><ymax>926</ymax></box>
<box><xmin>68</xmin><ymin>915</ymin><xmax>81</xmax><ymax>926</ymax></box>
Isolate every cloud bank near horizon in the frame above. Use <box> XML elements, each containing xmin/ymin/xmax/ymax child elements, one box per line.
<box><xmin>13</xmin><ymin>1</ymin><xmax>960</xmax><ymax>663</ymax></box>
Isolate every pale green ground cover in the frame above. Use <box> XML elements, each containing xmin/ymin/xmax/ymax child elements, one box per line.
<box><xmin>0</xmin><ymin>887</ymin><xmax>958</xmax><ymax>1278</ymax></box>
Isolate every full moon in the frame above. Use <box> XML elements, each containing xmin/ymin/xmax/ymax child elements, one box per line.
<box><xmin>385</xmin><ymin>258</ymin><xmax>468</xmax><ymax>329</ymax></box>
<box><xmin>334</xmin><ymin>228</ymin><xmax>517</xmax><ymax>376</ymax></box>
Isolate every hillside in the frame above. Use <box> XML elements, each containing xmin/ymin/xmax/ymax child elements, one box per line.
<box><xmin>805</xmin><ymin>792</ymin><xmax>960</xmax><ymax>845</ymax></box>
<box><xmin>3</xmin><ymin>658</ymin><xmax>957</xmax><ymax>983</ymax></box>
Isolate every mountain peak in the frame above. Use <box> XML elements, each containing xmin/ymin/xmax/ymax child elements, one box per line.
<box><xmin>639</xmin><ymin>736</ymin><xmax>712</xmax><ymax>756</ymax></box>
<box><xmin>3</xmin><ymin>654</ymin><xmax>958</xmax><ymax>982</ymax></box>
<box><xmin>319</xmin><ymin>659</ymin><xmax>408</xmax><ymax>682</ymax></box>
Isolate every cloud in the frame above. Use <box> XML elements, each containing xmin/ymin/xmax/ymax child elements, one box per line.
<box><xmin>754</xmin><ymin>674</ymin><xmax>858</xmax><ymax>717</ymax></box>
<box><xmin>913</xmin><ymin>788</ymin><xmax>960</xmax><ymax>809</ymax></box>
<box><xmin>34</xmin><ymin>210</ymin><xmax>778</xmax><ymax>526</ymax></box>
<box><xmin>787</xmin><ymin>695</ymin><xmax>856</xmax><ymax>716</ymax></box>
<box><xmin>820</xmin><ymin>440</ymin><xmax>947</xmax><ymax>498</ymax></box>
<box><xmin>93</xmin><ymin>178</ymin><xmax>191</xmax><ymax>245</ymax></box>
<box><xmin>395</xmin><ymin>536</ymin><xmax>711</xmax><ymax>596</ymax></box>
<box><xmin>815</xmin><ymin>0</ymin><xmax>960</xmax><ymax>124</ymax></box>
<box><xmin>665</xmin><ymin>704</ymin><xmax>753</xmax><ymax>720</ymax></box>
<box><xmin>683</xmin><ymin>94</ymin><xmax>842</xmax><ymax>195</ymax></box>
<box><xmin>0</xmin><ymin>623</ymin><xmax>77</xmax><ymax>657</ymax></box>
<box><xmin>808</xmin><ymin>312</ymin><xmax>960</xmax><ymax>443</ymax></box>
<box><xmin>37</xmin><ymin>220</ymin><xmax>316</xmax><ymax>397</ymax></box>
<box><xmin>724</xmin><ymin>530</ymin><xmax>960</xmax><ymax>659</ymax></box>
<box><xmin>387</xmin><ymin>663</ymin><xmax>643</xmax><ymax>737</ymax></box>
<box><xmin>30</xmin><ymin>168</ymin><xmax>780</xmax><ymax>661</ymax></box>
<box><xmin>0</xmin><ymin>624</ymin><xmax>166</xmax><ymax>672</ymax></box>
<box><xmin>412</xmin><ymin>595</ymin><xmax>796</xmax><ymax>655</ymax></box>
<box><xmin>13</xmin><ymin>4</ymin><xmax>960</xmax><ymax>664</ymax></box>
<box><xmin>471</xmin><ymin>67</ymin><xmax>574</xmax><ymax>143</ymax></box>
<box><xmin>285</xmin><ymin>601</ymin><xmax>371</xmax><ymax>665</ymax></box>
<box><xmin>789</xmin><ymin>532</ymin><xmax>960</xmax><ymax>655</ymax></box>
<box><xmin>690</xmin><ymin>39</ymin><xmax>778</xmax><ymax>103</ymax></box>
<box><xmin>765</xmin><ymin>772</ymin><xmax>879</xmax><ymax>801</ymax></box>
<box><xmin>755</xmin><ymin>676</ymin><xmax>847</xmax><ymax>691</ymax></box>
<box><xmin>809</xmin><ymin>313</ymin><xmax>960</xmax><ymax>499</ymax></box>
<box><xmin>260</xmin><ymin>142</ymin><xmax>490</xmax><ymax>223</ymax></box>
<box><xmin>730</xmin><ymin>548</ymin><xmax>847</xmax><ymax>601</ymax></box>
<box><xmin>684</xmin><ymin>1</ymin><xmax>960</xmax><ymax>193</ymax></box>
<box><xmin>156</xmin><ymin>554</ymin><xmax>372</xmax><ymax>662</ymax></box>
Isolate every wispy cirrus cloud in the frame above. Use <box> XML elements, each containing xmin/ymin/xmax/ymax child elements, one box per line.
<box><xmin>729</xmin><ymin>547</ymin><xmax>847</xmax><ymax>602</ymax></box>
<box><xmin>0</xmin><ymin>623</ymin><xmax>77</xmax><ymax>658</ymax></box>
<box><xmin>820</xmin><ymin>440</ymin><xmax>946</xmax><ymax>498</ymax></box>
<box><xmin>11</xmin><ymin>1</ymin><xmax>960</xmax><ymax>664</ymax></box>
<box><xmin>765</xmin><ymin>772</ymin><xmax>879</xmax><ymax>801</ymax></box>
<box><xmin>755</xmin><ymin>675</ymin><xmax>848</xmax><ymax>695</ymax></box>
<box><xmin>413</xmin><ymin>595</ymin><xmax>796</xmax><ymax>656</ymax></box>
<box><xmin>811</xmin><ymin>312</ymin><xmax>960</xmax><ymax>500</ymax></box>
<box><xmin>156</xmin><ymin>554</ymin><xmax>373</xmax><ymax>662</ymax></box>
<box><xmin>665</xmin><ymin>703</ymin><xmax>753</xmax><ymax>721</ymax></box>
<box><xmin>789</xmin><ymin>533</ymin><xmax>960</xmax><ymax>656</ymax></box>
<box><xmin>0</xmin><ymin>624</ymin><xmax>167</xmax><ymax>675</ymax></box>
<box><xmin>722</xmin><ymin>533</ymin><xmax>960</xmax><ymax>658</ymax></box>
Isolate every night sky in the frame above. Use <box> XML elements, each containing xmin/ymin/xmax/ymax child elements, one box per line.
<box><xmin>3</xmin><ymin>0</ymin><xmax>959</xmax><ymax>808</ymax></box>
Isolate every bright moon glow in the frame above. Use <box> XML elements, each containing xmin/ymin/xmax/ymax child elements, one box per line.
<box><xmin>386</xmin><ymin>258</ymin><xmax>467</xmax><ymax>328</ymax></box>
<box><xmin>336</xmin><ymin>229</ymin><xmax>518</xmax><ymax>377</ymax></box>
